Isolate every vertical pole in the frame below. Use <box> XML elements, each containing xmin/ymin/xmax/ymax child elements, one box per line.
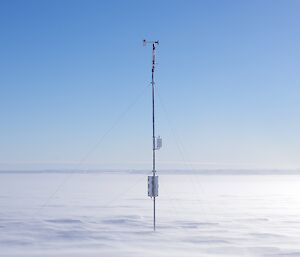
<box><xmin>151</xmin><ymin>43</ymin><xmax>156</xmax><ymax>231</ymax></box>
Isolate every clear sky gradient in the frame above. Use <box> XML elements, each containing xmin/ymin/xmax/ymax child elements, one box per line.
<box><xmin>0</xmin><ymin>0</ymin><xmax>300</xmax><ymax>170</ymax></box>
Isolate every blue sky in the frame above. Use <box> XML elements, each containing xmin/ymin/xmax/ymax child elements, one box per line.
<box><xmin>0</xmin><ymin>0</ymin><xmax>300</xmax><ymax>170</ymax></box>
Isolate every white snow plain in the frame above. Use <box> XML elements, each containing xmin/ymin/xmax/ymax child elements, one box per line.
<box><xmin>0</xmin><ymin>171</ymin><xmax>300</xmax><ymax>257</ymax></box>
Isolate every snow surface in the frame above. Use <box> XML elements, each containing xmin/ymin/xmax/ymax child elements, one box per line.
<box><xmin>0</xmin><ymin>172</ymin><xmax>300</xmax><ymax>257</ymax></box>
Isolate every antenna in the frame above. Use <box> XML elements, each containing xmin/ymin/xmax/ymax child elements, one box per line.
<box><xmin>143</xmin><ymin>39</ymin><xmax>161</xmax><ymax>231</ymax></box>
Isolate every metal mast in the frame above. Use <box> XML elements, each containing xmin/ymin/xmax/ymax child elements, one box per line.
<box><xmin>144</xmin><ymin>39</ymin><xmax>160</xmax><ymax>231</ymax></box>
